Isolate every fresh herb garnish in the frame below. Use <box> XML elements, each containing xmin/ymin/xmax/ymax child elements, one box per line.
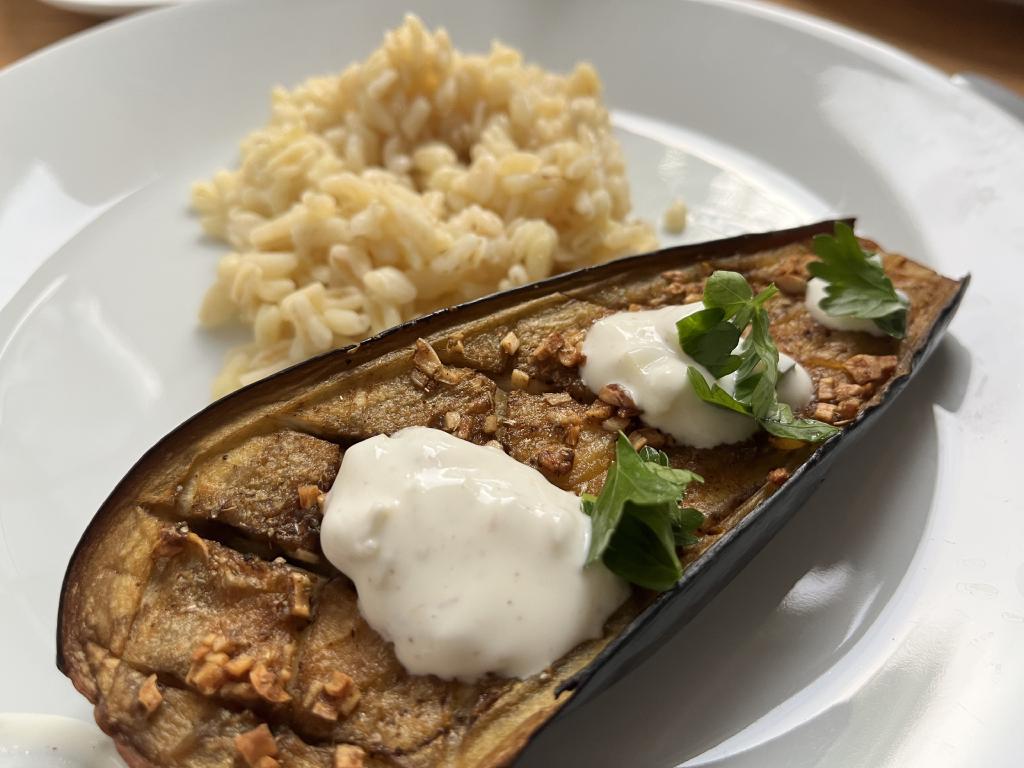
<box><xmin>680</xmin><ymin>271</ymin><xmax>840</xmax><ymax>442</ymax></box>
<box><xmin>675</xmin><ymin>272</ymin><xmax>778</xmax><ymax>378</ymax></box>
<box><xmin>582</xmin><ymin>434</ymin><xmax>704</xmax><ymax>591</ymax></box>
<box><xmin>808</xmin><ymin>222</ymin><xmax>908</xmax><ymax>338</ymax></box>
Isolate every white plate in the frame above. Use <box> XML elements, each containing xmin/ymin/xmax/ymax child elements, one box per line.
<box><xmin>38</xmin><ymin>0</ymin><xmax>186</xmax><ymax>17</ymax></box>
<box><xmin>1</xmin><ymin>0</ymin><xmax>1023</xmax><ymax>765</ymax></box>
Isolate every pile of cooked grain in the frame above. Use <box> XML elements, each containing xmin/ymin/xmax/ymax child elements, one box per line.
<box><xmin>194</xmin><ymin>14</ymin><xmax>657</xmax><ymax>397</ymax></box>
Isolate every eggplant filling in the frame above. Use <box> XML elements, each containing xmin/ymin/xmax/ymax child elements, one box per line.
<box><xmin>58</xmin><ymin>225</ymin><xmax>963</xmax><ymax>768</ymax></box>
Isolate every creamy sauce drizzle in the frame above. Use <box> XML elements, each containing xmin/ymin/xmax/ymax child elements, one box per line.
<box><xmin>579</xmin><ymin>305</ymin><xmax>813</xmax><ymax>448</ymax></box>
<box><xmin>320</xmin><ymin>427</ymin><xmax>629</xmax><ymax>682</ymax></box>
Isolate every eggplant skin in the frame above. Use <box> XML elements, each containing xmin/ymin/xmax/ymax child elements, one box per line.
<box><xmin>56</xmin><ymin>221</ymin><xmax>966</xmax><ymax>768</ymax></box>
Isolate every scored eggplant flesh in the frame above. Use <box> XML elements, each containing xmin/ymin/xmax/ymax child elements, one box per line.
<box><xmin>57</xmin><ymin>221</ymin><xmax>965</xmax><ymax>768</ymax></box>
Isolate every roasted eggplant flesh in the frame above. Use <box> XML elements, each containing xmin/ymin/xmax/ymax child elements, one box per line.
<box><xmin>57</xmin><ymin>222</ymin><xmax>964</xmax><ymax>768</ymax></box>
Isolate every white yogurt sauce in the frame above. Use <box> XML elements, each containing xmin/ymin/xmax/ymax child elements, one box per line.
<box><xmin>776</xmin><ymin>353</ymin><xmax>814</xmax><ymax>410</ymax></box>
<box><xmin>320</xmin><ymin>427</ymin><xmax>629</xmax><ymax>682</ymax></box>
<box><xmin>579</xmin><ymin>305</ymin><xmax>813</xmax><ymax>448</ymax></box>
<box><xmin>804</xmin><ymin>256</ymin><xmax>909</xmax><ymax>337</ymax></box>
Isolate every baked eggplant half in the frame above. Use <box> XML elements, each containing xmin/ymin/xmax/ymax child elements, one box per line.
<box><xmin>57</xmin><ymin>220</ymin><xmax>966</xmax><ymax>768</ymax></box>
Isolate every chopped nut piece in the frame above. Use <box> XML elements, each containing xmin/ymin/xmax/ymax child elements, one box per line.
<box><xmin>311</xmin><ymin>699</ymin><xmax>338</xmax><ymax>721</ymax></box>
<box><xmin>531</xmin><ymin>331</ymin><xmax>564</xmax><ymax>362</ymax></box>
<box><xmin>774</xmin><ymin>273</ymin><xmax>807</xmax><ymax>295</ymax></box>
<box><xmin>684</xmin><ymin>292</ymin><xmax>703</xmax><ymax>304</ymax></box>
<box><xmin>629</xmin><ymin>428</ymin><xmax>666</xmax><ymax>450</ymax></box>
<box><xmin>564</xmin><ymin>422</ymin><xmax>582</xmax><ymax>446</ymax></box>
<box><xmin>597</xmin><ymin>383</ymin><xmax>637</xmax><ymax>410</ymax></box>
<box><xmin>836</xmin><ymin>398</ymin><xmax>861</xmax><ymax>420</ymax></box>
<box><xmin>443</xmin><ymin>411</ymin><xmax>462</xmax><ymax>431</ymax></box>
<box><xmin>209</xmin><ymin>634</ymin><xmax>235</xmax><ymax>654</ymax></box>
<box><xmin>499</xmin><ymin>331</ymin><xmax>520</xmax><ymax>355</ymax></box>
<box><xmin>812</xmin><ymin>403</ymin><xmax>838</xmax><ymax>423</ymax></box>
<box><xmin>483</xmin><ymin>414</ymin><xmax>499</xmax><ymax>434</ymax></box>
<box><xmin>816</xmin><ymin>377</ymin><xmax>836</xmax><ymax>403</ymax></box>
<box><xmin>224</xmin><ymin>654</ymin><xmax>255</xmax><ymax>678</ymax></box>
<box><xmin>297</xmin><ymin>485</ymin><xmax>321</xmax><ymax>510</ymax></box>
<box><xmin>205</xmin><ymin>651</ymin><xmax>230</xmax><ymax>667</ymax></box>
<box><xmin>446</xmin><ymin>333</ymin><xmax>465</xmax><ymax>356</ymax></box>
<box><xmin>627</xmin><ymin>303</ymin><xmax>645</xmax><ymax>312</ymax></box>
<box><xmin>137</xmin><ymin>673</ymin><xmax>162</xmax><ymax>715</ymax></box>
<box><xmin>306</xmin><ymin>671</ymin><xmax>362</xmax><ymax>722</ymax></box>
<box><xmin>664</xmin><ymin>281</ymin><xmax>687</xmax><ymax>297</ymax></box>
<box><xmin>843</xmin><ymin>354</ymin><xmax>898</xmax><ymax>385</ymax></box>
<box><xmin>834</xmin><ymin>382</ymin><xmax>867</xmax><ymax>399</ymax></box>
<box><xmin>767</xmin><ymin>468</ymin><xmax>790</xmax><ymax>485</ymax></box>
<box><xmin>510</xmin><ymin>369</ymin><xmax>530</xmax><ymax>390</ymax></box>
<box><xmin>334</xmin><ymin>745</ymin><xmax>366</xmax><ymax>768</ymax></box>
<box><xmin>412</xmin><ymin>337</ymin><xmax>442</xmax><ymax>374</ymax></box>
<box><xmin>601</xmin><ymin>415</ymin><xmax>632</xmax><ymax>433</ymax></box>
<box><xmin>187</xmin><ymin>658</ymin><xmax>227</xmax><ymax>695</ymax></box>
<box><xmin>660</xmin><ymin>269</ymin><xmax>690</xmax><ymax>283</ymax></box>
<box><xmin>325</xmin><ymin>670</ymin><xmax>361</xmax><ymax>716</ymax></box>
<box><xmin>535</xmin><ymin>446</ymin><xmax>575</xmax><ymax>477</ymax></box>
<box><xmin>412</xmin><ymin>339</ymin><xmax>460</xmax><ymax>385</ymax></box>
<box><xmin>249</xmin><ymin>661</ymin><xmax>292</xmax><ymax>704</ymax></box>
<box><xmin>542</xmin><ymin>392</ymin><xmax>573</xmax><ymax>405</ymax></box>
<box><xmin>485</xmin><ymin>440</ymin><xmax>505</xmax><ymax>451</ymax></box>
<box><xmin>289</xmin><ymin>573</ymin><xmax>312</xmax><ymax>620</ymax></box>
<box><xmin>323</xmin><ymin>670</ymin><xmax>351</xmax><ymax>697</ymax></box>
<box><xmin>557</xmin><ymin>341</ymin><xmax>585</xmax><ymax>368</ymax></box>
<box><xmin>584</xmin><ymin>402</ymin><xmax>615</xmax><ymax>422</ymax></box>
<box><xmin>235</xmin><ymin>724</ymin><xmax>278</xmax><ymax>768</ymax></box>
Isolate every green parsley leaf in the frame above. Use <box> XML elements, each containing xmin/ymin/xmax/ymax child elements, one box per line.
<box><xmin>688</xmin><ymin>366</ymin><xmax>838</xmax><ymax>441</ymax></box>
<box><xmin>680</xmin><ymin>270</ymin><xmax>840</xmax><ymax>443</ymax></box>
<box><xmin>676</xmin><ymin>307</ymin><xmax>742</xmax><ymax>378</ymax></box>
<box><xmin>583</xmin><ymin>434</ymin><xmax>704</xmax><ymax>591</ymax></box>
<box><xmin>733</xmin><ymin>310</ymin><xmax>779</xmax><ymax>418</ymax></box>
<box><xmin>670</xmin><ymin>506</ymin><xmax>705</xmax><ymax>547</ymax></box>
<box><xmin>733</xmin><ymin>286</ymin><xmax>779</xmax><ymax>332</ymax></box>
<box><xmin>759</xmin><ymin>402</ymin><xmax>844</xmax><ymax>442</ymax></box>
<box><xmin>702</xmin><ymin>270</ymin><xmax>753</xmax><ymax>315</ymax></box>
<box><xmin>638</xmin><ymin>445</ymin><xmax>704</xmax><ymax>489</ymax></box>
<box><xmin>808</xmin><ymin>222</ymin><xmax>908</xmax><ymax>338</ymax></box>
<box><xmin>686</xmin><ymin>367</ymin><xmax>749</xmax><ymax>415</ymax></box>
<box><xmin>602</xmin><ymin>515</ymin><xmax>681</xmax><ymax>591</ymax></box>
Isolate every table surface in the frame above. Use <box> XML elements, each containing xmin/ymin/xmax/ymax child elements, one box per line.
<box><xmin>2</xmin><ymin>0</ymin><xmax>1023</xmax><ymax>92</ymax></box>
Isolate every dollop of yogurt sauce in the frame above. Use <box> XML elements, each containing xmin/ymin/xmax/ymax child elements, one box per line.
<box><xmin>580</xmin><ymin>305</ymin><xmax>813</xmax><ymax>448</ymax></box>
<box><xmin>804</xmin><ymin>256</ymin><xmax>909</xmax><ymax>337</ymax></box>
<box><xmin>320</xmin><ymin>427</ymin><xmax>629</xmax><ymax>682</ymax></box>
